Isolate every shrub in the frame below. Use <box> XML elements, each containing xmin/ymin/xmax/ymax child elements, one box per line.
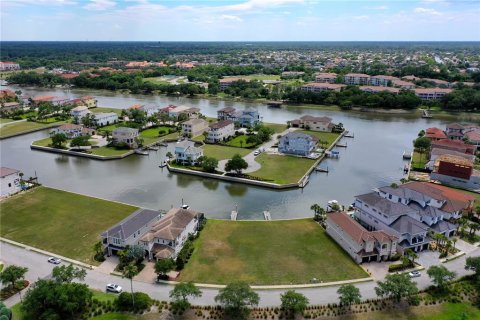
<box><xmin>388</xmin><ymin>263</ymin><xmax>405</xmax><ymax>272</ymax></box>
<box><xmin>115</xmin><ymin>292</ymin><xmax>152</xmax><ymax>312</ymax></box>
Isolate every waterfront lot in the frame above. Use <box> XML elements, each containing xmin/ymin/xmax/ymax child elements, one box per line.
<box><xmin>298</xmin><ymin>130</ymin><xmax>340</xmax><ymax>147</ymax></box>
<box><xmin>0</xmin><ymin>120</ymin><xmax>64</xmax><ymax>138</ymax></box>
<box><xmin>251</xmin><ymin>154</ymin><xmax>315</xmax><ymax>184</ymax></box>
<box><xmin>0</xmin><ymin>187</ymin><xmax>138</xmax><ymax>265</ymax></box>
<box><xmin>92</xmin><ymin>107</ymin><xmax>123</xmax><ymax>115</ymax></box>
<box><xmin>264</xmin><ymin>122</ymin><xmax>287</xmax><ymax>133</ymax></box>
<box><xmin>411</xmin><ymin>150</ymin><xmax>428</xmax><ymax>170</ymax></box>
<box><xmin>179</xmin><ymin>219</ymin><xmax>368</xmax><ymax>285</ymax></box>
<box><xmin>224</xmin><ymin>135</ymin><xmax>257</xmax><ymax>148</ymax></box>
<box><xmin>203</xmin><ymin>144</ymin><xmax>250</xmax><ymax>160</ymax></box>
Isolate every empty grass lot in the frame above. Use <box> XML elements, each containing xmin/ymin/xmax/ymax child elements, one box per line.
<box><xmin>251</xmin><ymin>154</ymin><xmax>315</xmax><ymax>184</ymax></box>
<box><xmin>0</xmin><ymin>187</ymin><xmax>138</xmax><ymax>265</ymax></box>
<box><xmin>179</xmin><ymin>219</ymin><xmax>367</xmax><ymax>285</ymax></box>
<box><xmin>411</xmin><ymin>150</ymin><xmax>428</xmax><ymax>170</ymax></box>
<box><xmin>203</xmin><ymin>144</ymin><xmax>250</xmax><ymax>160</ymax></box>
<box><xmin>263</xmin><ymin>122</ymin><xmax>287</xmax><ymax>133</ymax></box>
<box><xmin>0</xmin><ymin>120</ymin><xmax>64</xmax><ymax>138</ymax></box>
<box><xmin>299</xmin><ymin>130</ymin><xmax>340</xmax><ymax>148</ymax></box>
<box><xmin>92</xmin><ymin>107</ymin><xmax>123</xmax><ymax>115</ymax></box>
<box><xmin>89</xmin><ymin>146</ymin><xmax>132</xmax><ymax>157</ymax></box>
<box><xmin>225</xmin><ymin>135</ymin><xmax>257</xmax><ymax>148</ymax></box>
<box><xmin>139</xmin><ymin>127</ymin><xmax>176</xmax><ymax>145</ymax></box>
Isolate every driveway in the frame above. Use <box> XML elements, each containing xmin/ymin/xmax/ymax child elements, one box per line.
<box><xmin>217</xmin><ymin>127</ymin><xmax>297</xmax><ymax>173</ymax></box>
<box><xmin>96</xmin><ymin>256</ymin><xmax>119</xmax><ymax>274</ymax></box>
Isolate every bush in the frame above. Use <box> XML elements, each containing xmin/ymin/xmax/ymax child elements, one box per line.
<box><xmin>388</xmin><ymin>263</ymin><xmax>406</xmax><ymax>272</ymax></box>
<box><xmin>116</xmin><ymin>292</ymin><xmax>152</xmax><ymax>312</ymax></box>
<box><xmin>389</xmin><ymin>253</ymin><xmax>401</xmax><ymax>261</ymax></box>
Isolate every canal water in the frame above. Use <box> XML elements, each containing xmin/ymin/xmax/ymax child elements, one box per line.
<box><xmin>0</xmin><ymin>86</ymin><xmax>454</xmax><ymax>219</ymax></box>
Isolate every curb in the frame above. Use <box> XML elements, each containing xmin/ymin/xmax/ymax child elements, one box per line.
<box><xmin>0</xmin><ymin>237</ymin><xmax>96</xmax><ymax>270</ymax></box>
<box><xmin>441</xmin><ymin>251</ymin><xmax>466</xmax><ymax>263</ymax></box>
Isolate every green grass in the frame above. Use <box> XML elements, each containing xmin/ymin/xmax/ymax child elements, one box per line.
<box><xmin>251</xmin><ymin>154</ymin><xmax>315</xmax><ymax>184</ymax></box>
<box><xmin>224</xmin><ymin>135</ymin><xmax>257</xmax><ymax>148</ymax></box>
<box><xmin>0</xmin><ymin>118</ymin><xmax>15</xmax><ymax>124</ymax></box>
<box><xmin>263</xmin><ymin>122</ymin><xmax>287</xmax><ymax>134</ymax></box>
<box><xmin>11</xmin><ymin>303</ymin><xmax>23</xmax><ymax>320</ymax></box>
<box><xmin>179</xmin><ymin>219</ymin><xmax>367</xmax><ymax>285</ymax></box>
<box><xmin>339</xmin><ymin>302</ymin><xmax>480</xmax><ymax>320</ymax></box>
<box><xmin>192</xmin><ymin>134</ymin><xmax>205</xmax><ymax>142</ymax></box>
<box><xmin>202</xmin><ymin>144</ymin><xmax>250</xmax><ymax>160</ymax></box>
<box><xmin>223</xmin><ymin>74</ymin><xmax>281</xmax><ymax>81</ymax></box>
<box><xmin>92</xmin><ymin>107</ymin><xmax>123</xmax><ymax>116</ymax></box>
<box><xmin>412</xmin><ymin>150</ymin><xmax>428</xmax><ymax>170</ymax></box>
<box><xmin>92</xmin><ymin>290</ymin><xmax>117</xmax><ymax>303</ymax></box>
<box><xmin>298</xmin><ymin>130</ymin><xmax>340</xmax><ymax>148</ymax></box>
<box><xmin>31</xmin><ymin>137</ymin><xmax>53</xmax><ymax>147</ymax></box>
<box><xmin>139</xmin><ymin>127</ymin><xmax>173</xmax><ymax>145</ymax></box>
<box><xmin>0</xmin><ymin>120</ymin><xmax>64</xmax><ymax>138</ymax></box>
<box><xmin>89</xmin><ymin>146</ymin><xmax>132</xmax><ymax>157</ymax></box>
<box><xmin>90</xmin><ymin>313</ymin><xmax>142</xmax><ymax>320</ymax></box>
<box><xmin>0</xmin><ymin>187</ymin><xmax>138</xmax><ymax>265</ymax></box>
<box><xmin>143</xmin><ymin>77</ymin><xmax>172</xmax><ymax>85</ymax></box>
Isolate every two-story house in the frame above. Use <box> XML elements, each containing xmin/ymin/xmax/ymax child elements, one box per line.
<box><xmin>93</xmin><ymin>112</ymin><xmax>118</xmax><ymax>127</ymax></box>
<box><xmin>174</xmin><ymin>140</ymin><xmax>203</xmax><ymax>165</ymax></box>
<box><xmin>101</xmin><ymin>209</ymin><xmax>164</xmax><ymax>256</ymax></box>
<box><xmin>71</xmin><ymin>105</ymin><xmax>91</xmax><ymax>123</ymax></box>
<box><xmin>278</xmin><ymin>132</ymin><xmax>318</xmax><ymax>156</ymax></box>
<box><xmin>140</xmin><ymin>207</ymin><xmax>202</xmax><ymax>260</ymax></box>
<box><xmin>181</xmin><ymin>118</ymin><xmax>209</xmax><ymax>138</ymax></box>
<box><xmin>112</xmin><ymin>127</ymin><xmax>139</xmax><ymax>149</ymax></box>
<box><xmin>50</xmin><ymin>124</ymin><xmax>95</xmax><ymax>139</ymax></box>
<box><xmin>216</xmin><ymin>107</ymin><xmax>260</xmax><ymax>128</ymax></box>
<box><xmin>446</xmin><ymin>123</ymin><xmax>465</xmax><ymax>140</ymax></box>
<box><xmin>288</xmin><ymin>115</ymin><xmax>334</xmax><ymax>132</ymax></box>
<box><xmin>0</xmin><ymin>167</ymin><xmax>22</xmax><ymax>197</ymax></box>
<box><xmin>206</xmin><ymin>120</ymin><xmax>235</xmax><ymax>143</ymax></box>
<box><xmin>326</xmin><ymin>211</ymin><xmax>397</xmax><ymax>263</ymax></box>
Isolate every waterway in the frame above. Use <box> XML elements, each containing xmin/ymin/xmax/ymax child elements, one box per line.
<box><xmin>0</xmin><ymin>86</ymin><xmax>461</xmax><ymax>219</ymax></box>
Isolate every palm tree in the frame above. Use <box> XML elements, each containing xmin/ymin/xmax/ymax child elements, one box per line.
<box><xmin>445</xmin><ymin>240</ymin><xmax>453</xmax><ymax>255</ymax></box>
<box><xmin>404</xmin><ymin>248</ymin><xmax>418</xmax><ymax>265</ymax></box>
<box><xmin>452</xmin><ymin>236</ymin><xmax>458</xmax><ymax>251</ymax></box>
<box><xmin>433</xmin><ymin>233</ymin><xmax>443</xmax><ymax>248</ymax></box>
<box><xmin>122</xmin><ymin>263</ymin><xmax>138</xmax><ymax>308</ymax></box>
<box><xmin>458</xmin><ymin>218</ymin><xmax>468</xmax><ymax>237</ymax></box>
<box><xmin>310</xmin><ymin>204</ymin><xmax>321</xmax><ymax>215</ymax></box>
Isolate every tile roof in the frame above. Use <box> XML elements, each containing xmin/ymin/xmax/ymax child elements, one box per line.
<box><xmin>218</xmin><ymin>107</ymin><xmax>236</xmax><ymax>113</ymax></box>
<box><xmin>141</xmin><ymin>207</ymin><xmax>199</xmax><ymax>242</ymax></box>
<box><xmin>327</xmin><ymin>211</ymin><xmax>375</xmax><ymax>244</ymax></box>
<box><xmin>390</xmin><ymin>215</ymin><xmax>428</xmax><ymax>235</ymax></box>
<box><xmin>0</xmin><ymin>167</ymin><xmax>19</xmax><ymax>178</ymax></box>
<box><xmin>209</xmin><ymin>120</ymin><xmax>234</xmax><ymax>129</ymax></box>
<box><xmin>425</xmin><ymin>127</ymin><xmax>447</xmax><ymax>140</ymax></box>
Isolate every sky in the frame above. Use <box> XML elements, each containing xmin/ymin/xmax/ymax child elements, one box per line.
<box><xmin>1</xmin><ymin>0</ymin><xmax>479</xmax><ymax>41</ymax></box>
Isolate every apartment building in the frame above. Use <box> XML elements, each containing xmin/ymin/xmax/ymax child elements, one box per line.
<box><xmin>93</xmin><ymin>112</ymin><xmax>118</xmax><ymax>127</ymax></box>
<box><xmin>359</xmin><ymin>86</ymin><xmax>400</xmax><ymax>94</ymax></box>
<box><xmin>206</xmin><ymin>120</ymin><xmax>235</xmax><ymax>143</ymax></box>
<box><xmin>315</xmin><ymin>72</ymin><xmax>338</xmax><ymax>83</ymax></box>
<box><xmin>369</xmin><ymin>75</ymin><xmax>399</xmax><ymax>87</ymax></box>
<box><xmin>343</xmin><ymin>73</ymin><xmax>370</xmax><ymax>85</ymax></box>
<box><xmin>414</xmin><ymin>88</ymin><xmax>453</xmax><ymax>100</ymax></box>
<box><xmin>0</xmin><ymin>61</ymin><xmax>20</xmax><ymax>71</ymax></box>
<box><xmin>300</xmin><ymin>83</ymin><xmax>346</xmax><ymax>93</ymax></box>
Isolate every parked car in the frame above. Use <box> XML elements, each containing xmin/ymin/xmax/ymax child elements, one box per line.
<box><xmin>47</xmin><ymin>257</ymin><xmax>62</xmax><ymax>264</ymax></box>
<box><xmin>409</xmin><ymin>271</ymin><xmax>421</xmax><ymax>278</ymax></box>
<box><xmin>106</xmin><ymin>284</ymin><xmax>123</xmax><ymax>293</ymax></box>
<box><xmin>254</xmin><ymin>150</ymin><xmax>260</xmax><ymax>156</ymax></box>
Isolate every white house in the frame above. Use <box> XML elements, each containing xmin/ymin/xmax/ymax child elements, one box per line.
<box><xmin>0</xmin><ymin>167</ymin><xmax>22</xmax><ymax>197</ymax></box>
<box><xmin>112</xmin><ymin>127</ymin><xmax>139</xmax><ymax>149</ymax></box>
<box><xmin>50</xmin><ymin>123</ymin><xmax>95</xmax><ymax>139</ymax></box>
<box><xmin>278</xmin><ymin>132</ymin><xmax>318</xmax><ymax>156</ymax></box>
<box><xmin>93</xmin><ymin>112</ymin><xmax>118</xmax><ymax>127</ymax></box>
<box><xmin>181</xmin><ymin>118</ymin><xmax>209</xmax><ymax>138</ymax></box>
<box><xmin>71</xmin><ymin>105</ymin><xmax>91</xmax><ymax>123</ymax></box>
<box><xmin>140</xmin><ymin>207</ymin><xmax>201</xmax><ymax>260</ymax></box>
<box><xmin>206</xmin><ymin>120</ymin><xmax>235</xmax><ymax>143</ymax></box>
<box><xmin>0</xmin><ymin>61</ymin><xmax>20</xmax><ymax>71</ymax></box>
<box><xmin>101</xmin><ymin>209</ymin><xmax>164</xmax><ymax>256</ymax></box>
<box><xmin>174</xmin><ymin>140</ymin><xmax>203</xmax><ymax>165</ymax></box>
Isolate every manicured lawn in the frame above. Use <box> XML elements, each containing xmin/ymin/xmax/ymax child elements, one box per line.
<box><xmin>0</xmin><ymin>187</ymin><xmax>138</xmax><ymax>265</ymax></box>
<box><xmin>298</xmin><ymin>130</ymin><xmax>340</xmax><ymax>148</ymax></box>
<box><xmin>92</xmin><ymin>290</ymin><xmax>117</xmax><ymax>303</ymax></box>
<box><xmin>192</xmin><ymin>134</ymin><xmax>205</xmax><ymax>142</ymax></box>
<box><xmin>179</xmin><ymin>219</ymin><xmax>367</xmax><ymax>285</ymax></box>
<box><xmin>251</xmin><ymin>154</ymin><xmax>315</xmax><ymax>184</ymax></box>
<box><xmin>139</xmin><ymin>127</ymin><xmax>174</xmax><ymax>145</ymax></box>
<box><xmin>0</xmin><ymin>120</ymin><xmax>64</xmax><ymax>138</ymax></box>
<box><xmin>90</xmin><ymin>146</ymin><xmax>132</xmax><ymax>157</ymax></box>
<box><xmin>31</xmin><ymin>137</ymin><xmax>52</xmax><ymax>147</ymax></box>
<box><xmin>412</xmin><ymin>150</ymin><xmax>428</xmax><ymax>170</ymax></box>
<box><xmin>202</xmin><ymin>144</ymin><xmax>250</xmax><ymax>160</ymax></box>
<box><xmin>224</xmin><ymin>135</ymin><xmax>257</xmax><ymax>148</ymax></box>
<box><xmin>339</xmin><ymin>303</ymin><xmax>480</xmax><ymax>320</ymax></box>
<box><xmin>11</xmin><ymin>303</ymin><xmax>23</xmax><ymax>320</ymax></box>
<box><xmin>143</xmin><ymin>77</ymin><xmax>171</xmax><ymax>85</ymax></box>
<box><xmin>0</xmin><ymin>118</ymin><xmax>15</xmax><ymax>124</ymax></box>
<box><xmin>263</xmin><ymin>122</ymin><xmax>287</xmax><ymax>134</ymax></box>
<box><xmin>92</xmin><ymin>107</ymin><xmax>123</xmax><ymax>116</ymax></box>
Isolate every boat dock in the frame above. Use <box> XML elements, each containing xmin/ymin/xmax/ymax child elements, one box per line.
<box><xmin>299</xmin><ymin>176</ymin><xmax>309</xmax><ymax>188</ymax></box>
<box><xmin>336</xmin><ymin>142</ymin><xmax>347</xmax><ymax>148</ymax></box>
<box><xmin>146</xmin><ymin>146</ymin><xmax>159</xmax><ymax>151</ymax></box>
<box><xmin>325</xmin><ymin>150</ymin><xmax>340</xmax><ymax>158</ymax></box>
<box><xmin>344</xmin><ymin>131</ymin><xmax>355</xmax><ymax>138</ymax></box>
<box><xmin>263</xmin><ymin>211</ymin><xmax>272</xmax><ymax>220</ymax></box>
<box><xmin>422</xmin><ymin>109</ymin><xmax>432</xmax><ymax>118</ymax></box>
<box><xmin>159</xmin><ymin>160</ymin><xmax>168</xmax><ymax>168</ymax></box>
<box><xmin>315</xmin><ymin>166</ymin><xmax>329</xmax><ymax>173</ymax></box>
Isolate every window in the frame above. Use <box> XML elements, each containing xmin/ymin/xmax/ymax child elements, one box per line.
<box><xmin>8</xmin><ymin>183</ymin><xmax>11</xmax><ymax>187</ymax></box>
<box><xmin>388</xmin><ymin>195</ymin><xmax>392</xmax><ymax>199</ymax></box>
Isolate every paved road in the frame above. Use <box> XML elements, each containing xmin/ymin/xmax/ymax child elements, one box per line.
<box><xmin>217</xmin><ymin>127</ymin><xmax>296</xmax><ymax>173</ymax></box>
<box><xmin>2</xmin><ymin>241</ymin><xmax>478</xmax><ymax>308</ymax></box>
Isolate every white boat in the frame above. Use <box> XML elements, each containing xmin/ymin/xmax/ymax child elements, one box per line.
<box><xmin>402</xmin><ymin>151</ymin><xmax>412</xmax><ymax>159</ymax></box>
<box><xmin>327</xmin><ymin>200</ymin><xmax>339</xmax><ymax>212</ymax></box>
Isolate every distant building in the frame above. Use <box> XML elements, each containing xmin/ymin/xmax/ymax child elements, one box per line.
<box><xmin>181</xmin><ymin>118</ymin><xmax>209</xmax><ymax>138</ymax></box>
<box><xmin>93</xmin><ymin>112</ymin><xmax>118</xmax><ymax>127</ymax></box>
<box><xmin>369</xmin><ymin>75</ymin><xmax>399</xmax><ymax>87</ymax></box>
<box><xmin>288</xmin><ymin>115</ymin><xmax>334</xmax><ymax>132</ymax></box>
<box><xmin>31</xmin><ymin>95</ymin><xmax>70</xmax><ymax>106</ymax></box>
<box><xmin>0</xmin><ymin>61</ymin><xmax>20</xmax><ymax>71</ymax></box>
<box><xmin>278</xmin><ymin>132</ymin><xmax>318</xmax><ymax>156</ymax></box>
<box><xmin>424</xmin><ymin>127</ymin><xmax>447</xmax><ymax>141</ymax></box>
<box><xmin>430</xmin><ymin>155</ymin><xmax>480</xmax><ymax>191</ymax></box>
<box><xmin>0</xmin><ymin>102</ymin><xmax>22</xmax><ymax>113</ymax></box>
<box><xmin>206</xmin><ymin>120</ymin><xmax>235</xmax><ymax>143</ymax></box>
<box><xmin>112</xmin><ymin>127</ymin><xmax>139</xmax><ymax>149</ymax></box>
<box><xmin>70</xmin><ymin>96</ymin><xmax>97</xmax><ymax>109</ymax></box>
<box><xmin>216</xmin><ymin>107</ymin><xmax>260</xmax><ymax>128</ymax></box>
<box><xmin>326</xmin><ymin>211</ymin><xmax>397</xmax><ymax>263</ymax></box>
<box><xmin>282</xmin><ymin>71</ymin><xmax>305</xmax><ymax>78</ymax></box>
<box><xmin>0</xmin><ymin>167</ymin><xmax>22</xmax><ymax>197</ymax></box>
<box><xmin>392</xmin><ymin>79</ymin><xmax>415</xmax><ymax>89</ymax></box>
<box><xmin>219</xmin><ymin>77</ymin><xmax>249</xmax><ymax>90</ymax></box>
<box><xmin>160</xmin><ymin>105</ymin><xmax>200</xmax><ymax>119</ymax></box>
<box><xmin>315</xmin><ymin>72</ymin><xmax>338</xmax><ymax>83</ymax></box>
<box><xmin>343</xmin><ymin>73</ymin><xmax>370</xmax><ymax>85</ymax></box>
<box><xmin>431</xmin><ymin>139</ymin><xmax>476</xmax><ymax>155</ymax></box>
<box><xmin>174</xmin><ymin>140</ymin><xmax>203</xmax><ymax>165</ymax></box>
<box><xmin>71</xmin><ymin>105</ymin><xmax>91</xmax><ymax>123</ymax></box>
<box><xmin>359</xmin><ymin>86</ymin><xmax>400</xmax><ymax>94</ymax></box>
<box><xmin>300</xmin><ymin>83</ymin><xmax>345</xmax><ymax>93</ymax></box>
<box><xmin>414</xmin><ymin>88</ymin><xmax>453</xmax><ymax>100</ymax></box>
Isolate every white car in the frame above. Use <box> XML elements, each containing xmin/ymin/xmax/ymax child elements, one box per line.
<box><xmin>106</xmin><ymin>284</ymin><xmax>123</xmax><ymax>293</ymax></box>
<box><xmin>253</xmin><ymin>150</ymin><xmax>260</xmax><ymax>156</ymax></box>
<box><xmin>409</xmin><ymin>271</ymin><xmax>421</xmax><ymax>278</ymax></box>
<box><xmin>47</xmin><ymin>257</ymin><xmax>62</xmax><ymax>264</ymax></box>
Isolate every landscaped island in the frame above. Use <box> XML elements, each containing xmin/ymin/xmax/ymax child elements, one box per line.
<box><xmin>178</xmin><ymin>219</ymin><xmax>369</xmax><ymax>285</ymax></box>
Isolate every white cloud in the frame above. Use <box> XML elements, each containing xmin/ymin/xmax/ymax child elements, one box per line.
<box><xmin>84</xmin><ymin>0</ymin><xmax>116</xmax><ymax>11</ymax></box>
<box><xmin>414</xmin><ymin>7</ymin><xmax>443</xmax><ymax>15</ymax></box>
<box><xmin>372</xmin><ymin>5</ymin><xmax>388</xmax><ymax>10</ymax></box>
<box><xmin>1</xmin><ymin>0</ymin><xmax>76</xmax><ymax>7</ymax></box>
<box><xmin>221</xmin><ymin>14</ymin><xmax>243</xmax><ymax>22</ymax></box>
<box><xmin>215</xmin><ymin>0</ymin><xmax>304</xmax><ymax>13</ymax></box>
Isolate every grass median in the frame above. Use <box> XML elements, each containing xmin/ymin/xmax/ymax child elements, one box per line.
<box><xmin>0</xmin><ymin>186</ymin><xmax>138</xmax><ymax>265</ymax></box>
<box><xmin>179</xmin><ymin>219</ymin><xmax>368</xmax><ymax>285</ymax></box>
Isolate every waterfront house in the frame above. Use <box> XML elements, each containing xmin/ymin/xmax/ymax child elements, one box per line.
<box><xmin>288</xmin><ymin>115</ymin><xmax>334</xmax><ymax>132</ymax></box>
<box><xmin>140</xmin><ymin>207</ymin><xmax>202</xmax><ymax>260</ymax></box>
<box><xmin>216</xmin><ymin>107</ymin><xmax>260</xmax><ymax>128</ymax></box>
<box><xmin>71</xmin><ymin>105</ymin><xmax>91</xmax><ymax>123</ymax></box>
<box><xmin>0</xmin><ymin>167</ymin><xmax>22</xmax><ymax>197</ymax></box>
<box><xmin>112</xmin><ymin>127</ymin><xmax>139</xmax><ymax>149</ymax></box>
<box><xmin>427</xmin><ymin>148</ymin><xmax>475</xmax><ymax>171</ymax></box>
<box><xmin>315</xmin><ymin>72</ymin><xmax>338</xmax><ymax>83</ymax></box>
<box><xmin>71</xmin><ymin>96</ymin><xmax>97</xmax><ymax>109</ymax></box>
<box><xmin>101</xmin><ymin>208</ymin><xmax>164</xmax><ymax>256</ymax></box>
<box><xmin>217</xmin><ymin>107</ymin><xmax>237</xmax><ymax>121</ymax></box>
<box><xmin>181</xmin><ymin>118</ymin><xmax>209</xmax><ymax>138</ymax></box>
<box><xmin>325</xmin><ymin>211</ymin><xmax>397</xmax><ymax>263</ymax></box>
<box><xmin>430</xmin><ymin>155</ymin><xmax>480</xmax><ymax>191</ymax></box>
<box><xmin>446</xmin><ymin>123</ymin><xmax>465</xmax><ymax>140</ymax></box>
<box><xmin>160</xmin><ymin>105</ymin><xmax>200</xmax><ymax>119</ymax></box>
<box><xmin>51</xmin><ymin>123</ymin><xmax>94</xmax><ymax>139</ymax></box>
<box><xmin>31</xmin><ymin>95</ymin><xmax>70</xmax><ymax>106</ymax></box>
<box><xmin>354</xmin><ymin>182</ymin><xmax>475</xmax><ymax>252</ymax></box>
<box><xmin>414</xmin><ymin>88</ymin><xmax>453</xmax><ymax>100</ymax></box>
<box><xmin>300</xmin><ymin>83</ymin><xmax>345</xmax><ymax>93</ymax></box>
<box><xmin>431</xmin><ymin>139</ymin><xmax>476</xmax><ymax>155</ymax></box>
<box><xmin>206</xmin><ymin>120</ymin><xmax>235</xmax><ymax>143</ymax></box>
<box><xmin>174</xmin><ymin>140</ymin><xmax>203</xmax><ymax>165</ymax></box>
<box><xmin>0</xmin><ymin>102</ymin><xmax>22</xmax><ymax>113</ymax></box>
<box><xmin>278</xmin><ymin>132</ymin><xmax>318</xmax><ymax>156</ymax></box>
<box><xmin>424</xmin><ymin>127</ymin><xmax>447</xmax><ymax>141</ymax></box>
<box><xmin>93</xmin><ymin>112</ymin><xmax>118</xmax><ymax>127</ymax></box>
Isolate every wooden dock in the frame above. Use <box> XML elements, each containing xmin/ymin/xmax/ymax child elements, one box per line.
<box><xmin>315</xmin><ymin>166</ymin><xmax>329</xmax><ymax>173</ymax></box>
<box><xmin>263</xmin><ymin>211</ymin><xmax>271</xmax><ymax>221</ymax></box>
<box><xmin>344</xmin><ymin>131</ymin><xmax>354</xmax><ymax>138</ymax></box>
<box><xmin>336</xmin><ymin>142</ymin><xmax>347</xmax><ymax>148</ymax></box>
<box><xmin>299</xmin><ymin>176</ymin><xmax>309</xmax><ymax>188</ymax></box>
<box><xmin>159</xmin><ymin>161</ymin><xmax>168</xmax><ymax>168</ymax></box>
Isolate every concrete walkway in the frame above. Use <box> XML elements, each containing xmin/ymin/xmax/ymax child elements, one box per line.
<box><xmin>217</xmin><ymin>127</ymin><xmax>297</xmax><ymax>173</ymax></box>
